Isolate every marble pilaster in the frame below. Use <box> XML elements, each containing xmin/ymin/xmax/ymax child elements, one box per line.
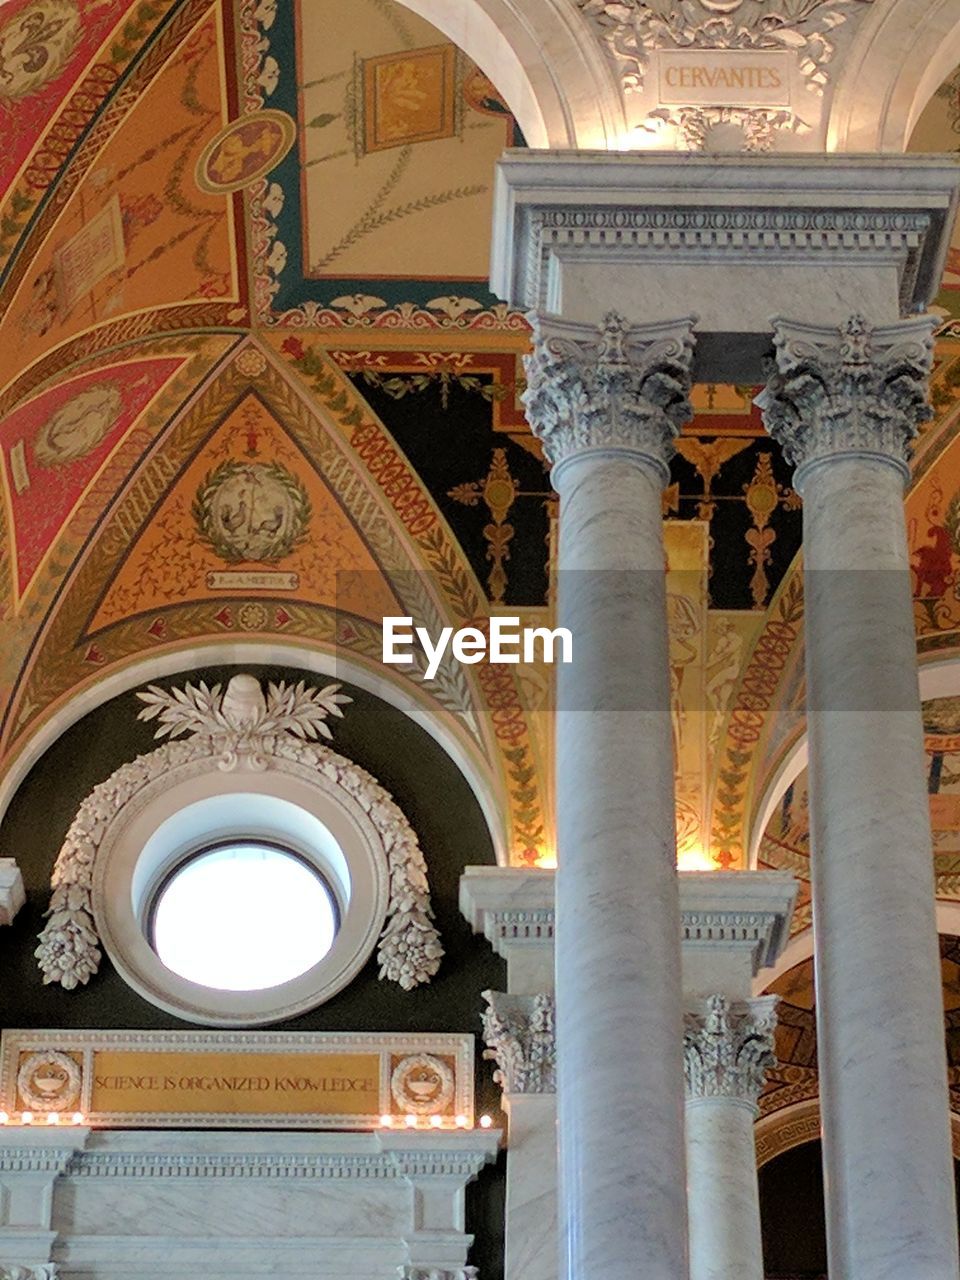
<box><xmin>524</xmin><ymin>310</ymin><xmax>696</xmax><ymax>1280</ymax></box>
<box><xmin>759</xmin><ymin>314</ymin><xmax>959</xmax><ymax>1280</ymax></box>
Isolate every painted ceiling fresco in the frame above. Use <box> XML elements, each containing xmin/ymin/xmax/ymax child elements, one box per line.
<box><xmin>1</xmin><ymin>0</ymin><xmax>960</xmax><ymax>869</ymax></box>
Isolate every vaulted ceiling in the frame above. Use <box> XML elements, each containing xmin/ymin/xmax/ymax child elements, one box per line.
<box><xmin>2</xmin><ymin>0</ymin><xmax>960</xmax><ymax>873</ymax></box>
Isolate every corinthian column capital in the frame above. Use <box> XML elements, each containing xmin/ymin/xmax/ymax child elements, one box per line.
<box><xmin>756</xmin><ymin>313</ymin><xmax>936</xmax><ymax>489</ymax></box>
<box><xmin>684</xmin><ymin>994</ymin><xmax>778</xmax><ymax>1110</ymax></box>
<box><xmin>523</xmin><ymin>311</ymin><xmax>697</xmax><ymax>483</ymax></box>
<box><xmin>481</xmin><ymin>990</ymin><xmax>556</xmax><ymax>1095</ymax></box>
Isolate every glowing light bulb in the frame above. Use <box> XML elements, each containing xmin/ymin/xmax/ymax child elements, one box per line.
<box><xmin>0</xmin><ymin>1111</ymin><xmax>8</xmax><ymax>1125</ymax></box>
<box><xmin>379</xmin><ymin>1114</ymin><xmax>393</xmax><ymax>1128</ymax></box>
<box><xmin>404</xmin><ymin>1114</ymin><xmax>417</xmax><ymax>1128</ymax></box>
<box><xmin>430</xmin><ymin>1114</ymin><xmax>443</xmax><ymax>1128</ymax></box>
<box><xmin>46</xmin><ymin>1112</ymin><xmax>60</xmax><ymax>1125</ymax></box>
<box><xmin>20</xmin><ymin>1111</ymin><xmax>33</xmax><ymax>1125</ymax></box>
<box><xmin>479</xmin><ymin>1114</ymin><xmax>493</xmax><ymax>1129</ymax></box>
<box><xmin>455</xmin><ymin>1114</ymin><xmax>468</xmax><ymax>1129</ymax></box>
<box><xmin>71</xmin><ymin>1112</ymin><xmax>84</xmax><ymax>1126</ymax></box>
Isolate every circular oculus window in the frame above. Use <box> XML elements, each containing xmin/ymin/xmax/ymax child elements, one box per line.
<box><xmin>149</xmin><ymin>841</ymin><xmax>339</xmax><ymax>992</ymax></box>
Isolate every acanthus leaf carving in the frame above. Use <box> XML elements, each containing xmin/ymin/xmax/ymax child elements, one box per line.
<box><xmin>684</xmin><ymin>993</ymin><xmax>778</xmax><ymax>1107</ymax></box>
<box><xmin>756</xmin><ymin>313</ymin><xmax>936</xmax><ymax>485</ymax></box>
<box><xmin>36</xmin><ymin>675</ymin><xmax>442</xmax><ymax>994</ymax></box>
<box><xmin>481</xmin><ymin>990</ymin><xmax>556</xmax><ymax>1095</ymax></box>
<box><xmin>523</xmin><ymin>311</ymin><xmax>697</xmax><ymax>481</ymax></box>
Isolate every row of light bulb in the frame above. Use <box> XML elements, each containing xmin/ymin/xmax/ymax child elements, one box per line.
<box><xmin>380</xmin><ymin>1113</ymin><xmax>494</xmax><ymax>1129</ymax></box>
<box><xmin>0</xmin><ymin>1110</ymin><xmax>492</xmax><ymax>1129</ymax></box>
<box><xmin>0</xmin><ymin>1111</ymin><xmax>85</xmax><ymax>1125</ymax></box>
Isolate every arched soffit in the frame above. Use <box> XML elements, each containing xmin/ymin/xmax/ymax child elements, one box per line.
<box><xmin>756</xmin><ymin>906</ymin><xmax>960</xmax><ymax>995</ymax></box>
<box><xmin>748</xmin><ymin>655</ymin><xmax>960</xmax><ymax>870</ymax></box>
<box><xmin>756</xmin><ymin>1101</ymin><xmax>960</xmax><ymax>1168</ymax></box>
<box><xmin>394</xmin><ymin>0</ymin><xmax>626</xmax><ymax>149</ymax></box>
<box><xmin>0</xmin><ymin>640</ymin><xmax>509</xmax><ymax>867</ymax></box>
<box><xmin>828</xmin><ymin>0</ymin><xmax>960</xmax><ymax>152</ymax></box>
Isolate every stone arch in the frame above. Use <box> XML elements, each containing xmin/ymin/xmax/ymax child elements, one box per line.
<box><xmin>393</xmin><ymin>0</ymin><xmax>626</xmax><ymax>149</ymax></box>
<box><xmin>748</xmin><ymin>653</ymin><xmax>960</xmax><ymax>869</ymax></box>
<box><xmin>828</xmin><ymin>0</ymin><xmax>960</xmax><ymax>152</ymax></box>
<box><xmin>0</xmin><ymin>641</ymin><xmax>510</xmax><ymax>866</ymax></box>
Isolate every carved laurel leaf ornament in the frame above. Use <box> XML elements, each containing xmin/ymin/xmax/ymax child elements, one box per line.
<box><xmin>36</xmin><ymin>675</ymin><xmax>442</xmax><ymax>994</ymax></box>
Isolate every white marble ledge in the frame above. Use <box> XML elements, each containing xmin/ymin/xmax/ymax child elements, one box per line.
<box><xmin>0</xmin><ymin>860</ymin><xmax>25</xmax><ymax>927</ymax></box>
<box><xmin>461</xmin><ymin>868</ymin><xmax>797</xmax><ymax>973</ymax></box>
<box><xmin>492</xmin><ymin>151</ymin><xmax>960</xmax><ymax>301</ymax></box>
<box><xmin>459</xmin><ymin>868</ymin><xmax>555</xmax><ymax>953</ymax></box>
<box><xmin>0</xmin><ymin>1128</ymin><xmax>501</xmax><ymax>1178</ymax></box>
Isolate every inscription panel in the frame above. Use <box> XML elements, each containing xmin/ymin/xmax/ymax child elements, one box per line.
<box><xmin>0</xmin><ymin>1029</ymin><xmax>474</xmax><ymax>1129</ymax></box>
<box><xmin>657</xmin><ymin>50</ymin><xmax>793</xmax><ymax>108</ymax></box>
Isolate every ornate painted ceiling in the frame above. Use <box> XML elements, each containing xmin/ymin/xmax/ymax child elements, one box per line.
<box><xmin>2</xmin><ymin>0</ymin><xmax>960</xmax><ymax>873</ymax></box>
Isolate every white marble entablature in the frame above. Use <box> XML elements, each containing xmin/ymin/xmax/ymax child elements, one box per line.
<box><xmin>491</xmin><ymin>152</ymin><xmax>960</xmax><ymax>381</ymax></box>
<box><xmin>0</xmin><ymin>1128</ymin><xmax>499</xmax><ymax>1280</ymax></box>
<box><xmin>461</xmin><ymin>867</ymin><xmax>797</xmax><ymax>991</ymax></box>
<box><xmin>0</xmin><ymin>861</ymin><xmax>25</xmax><ymax>928</ymax></box>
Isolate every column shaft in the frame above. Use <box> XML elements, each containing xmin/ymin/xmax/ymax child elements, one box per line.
<box><xmin>803</xmin><ymin>455</ymin><xmax>956</xmax><ymax>1279</ymax></box>
<box><xmin>686</xmin><ymin>1102</ymin><xmax>763</xmax><ymax>1280</ymax></box>
<box><xmin>760</xmin><ymin>315</ymin><xmax>959</xmax><ymax>1280</ymax></box>
<box><xmin>556</xmin><ymin>453</ymin><xmax>687</xmax><ymax>1280</ymax></box>
<box><xmin>524</xmin><ymin>311</ymin><xmax>698</xmax><ymax>1280</ymax></box>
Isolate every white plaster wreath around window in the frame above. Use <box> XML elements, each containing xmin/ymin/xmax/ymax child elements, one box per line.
<box><xmin>35</xmin><ymin>674</ymin><xmax>443</xmax><ymax>1026</ymax></box>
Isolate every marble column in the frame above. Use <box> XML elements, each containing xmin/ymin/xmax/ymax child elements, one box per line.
<box><xmin>684</xmin><ymin>995</ymin><xmax>777</xmax><ymax>1280</ymax></box>
<box><xmin>524</xmin><ymin>311</ymin><xmax>697</xmax><ymax>1280</ymax></box>
<box><xmin>759</xmin><ymin>314</ymin><xmax>959</xmax><ymax>1280</ymax></box>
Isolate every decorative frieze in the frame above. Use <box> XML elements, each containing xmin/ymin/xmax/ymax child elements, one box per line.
<box><xmin>684</xmin><ymin>994</ymin><xmax>778</xmax><ymax>1108</ymax></box>
<box><xmin>574</xmin><ymin>0</ymin><xmax>875</xmax><ymax>147</ymax></box>
<box><xmin>482</xmin><ymin>991</ymin><xmax>556</xmax><ymax>1095</ymax></box>
<box><xmin>0</xmin><ymin>1268</ymin><xmax>59</xmax><ymax>1279</ymax></box>
<box><xmin>523</xmin><ymin>312</ymin><xmax>697</xmax><ymax>481</ymax></box>
<box><xmin>757</xmin><ymin>314</ymin><xmax>936</xmax><ymax>486</ymax></box>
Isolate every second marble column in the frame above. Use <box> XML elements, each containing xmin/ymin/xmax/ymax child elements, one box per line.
<box><xmin>524</xmin><ymin>311</ymin><xmax>697</xmax><ymax>1280</ymax></box>
<box><xmin>760</xmin><ymin>315</ymin><xmax>959</xmax><ymax>1280</ymax></box>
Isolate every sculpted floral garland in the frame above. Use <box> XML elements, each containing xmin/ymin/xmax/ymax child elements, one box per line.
<box><xmin>35</xmin><ymin>675</ymin><xmax>443</xmax><ymax>993</ymax></box>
